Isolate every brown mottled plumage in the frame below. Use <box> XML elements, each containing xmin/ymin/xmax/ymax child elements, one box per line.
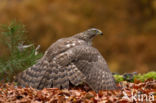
<box><xmin>16</xmin><ymin>28</ymin><xmax>117</xmax><ymax>92</ymax></box>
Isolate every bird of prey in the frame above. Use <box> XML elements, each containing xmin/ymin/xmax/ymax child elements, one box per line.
<box><xmin>16</xmin><ymin>28</ymin><xmax>117</xmax><ymax>92</ymax></box>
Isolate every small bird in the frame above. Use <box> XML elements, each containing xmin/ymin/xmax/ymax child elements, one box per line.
<box><xmin>16</xmin><ymin>28</ymin><xmax>117</xmax><ymax>92</ymax></box>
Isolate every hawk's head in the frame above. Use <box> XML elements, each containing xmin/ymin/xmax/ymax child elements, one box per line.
<box><xmin>73</xmin><ymin>28</ymin><xmax>103</xmax><ymax>42</ymax></box>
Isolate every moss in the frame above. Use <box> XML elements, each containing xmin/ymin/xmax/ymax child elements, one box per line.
<box><xmin>114</xmin><ymin>71</ymin><xmax>156</xmax><ymax>82</ymax></box>
<box><xmin>134</xmin><ymin>71</ymin><xmax>156</xmax><ymax>82</ymax></box>
<box><xmin>114</xmin><ymin>75</ymin><xmax>124</xmax><ymax>83</ymax></box>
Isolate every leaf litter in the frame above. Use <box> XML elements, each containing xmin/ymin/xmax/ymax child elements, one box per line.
<box><xmin>0</xmin><ymin>79</ymin><xmax>155</xmax><ymax>103</ymax></box>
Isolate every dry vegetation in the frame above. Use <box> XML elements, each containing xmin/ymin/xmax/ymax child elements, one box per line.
<box><xmin>0</xmin><ymin>79</ymin><xmax>155</xmax><ymax>102</ymax></box>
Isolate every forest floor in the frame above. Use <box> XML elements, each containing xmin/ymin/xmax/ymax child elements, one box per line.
<box><xmin>0</xmin><ymin>79</ymin><xmax>155</xmax><ymax>103</ymax></box>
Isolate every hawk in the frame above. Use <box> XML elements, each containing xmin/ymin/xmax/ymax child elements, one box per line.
<box><xmin>16</xmin><ymin>28</ymin><xmax>117</xmax><ymax>92</ymax></box>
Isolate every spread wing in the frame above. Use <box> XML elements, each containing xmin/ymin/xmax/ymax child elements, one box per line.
<box><xmin>41</xmin><ymin>45</ymin><xmax>116</xmax><ymax>92</ymax></box>
<box><xmin>17</xmin><ymin>45</ymin><xmax>117</xmax><ymax>92</ymax></box>
<box><xmin>68</xmin><ymin>45</ymin><xmax>117</xmax><ymax>92</ymax></box>
<box><xmin>73</xmin><ymin>53</ymin><xmax>117</xmax><ymax>92</ymax></box>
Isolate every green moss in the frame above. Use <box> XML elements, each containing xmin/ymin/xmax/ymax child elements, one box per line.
<box><xmin>114</xmin><ymin>72</ymin><xmax>156</xmax><ymax>82</ymax></box>
<box><xmin>114</xmin><ymin>75</ymin><xmax>124</xmax><ymax>83</ymax></box>
<box><xmin>134</xmin><ymin>71</ymin><xmax>156</xmax><ymax>82</ymax></box>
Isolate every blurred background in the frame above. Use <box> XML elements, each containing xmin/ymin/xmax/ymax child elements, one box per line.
<box><xmin>0</xmin><ymin>0</ymin><xmax>155</xmax><ymax>73</ymax></box>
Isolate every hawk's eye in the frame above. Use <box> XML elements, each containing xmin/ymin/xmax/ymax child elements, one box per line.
<box><xmin>87</xmin><ymin>28</ymin><xmax>103</xmax><ymax>35</ymax></box>
<box><xmin>88</xmin><ymin>29</ymin><xmax>97</xmax><ymax>35</ymax></box>
<box><xmin>92</xmin><ymin>30</ymin><xmax>98</xmax><ymax>34</ymax></box>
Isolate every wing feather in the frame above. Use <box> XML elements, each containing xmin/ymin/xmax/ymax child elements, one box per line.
<box><xmin>17</xmin><ymin>60</ymin><xmax>48</xmax><ymax>88</ymax></box>
<box><xmin>17</xmin><ymin>44</ymin><xmax>117</xmax><ymax>92</ymax></box>
<box><xmin>52</xmin><ymin>45</ymin><xmax>117</xmax><ymax>92</ymax></box>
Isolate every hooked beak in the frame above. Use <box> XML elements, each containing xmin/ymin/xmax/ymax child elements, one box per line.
<box><xmin>97</xmin><ymin>29</ymin><xmax>103</xmax><ymax>35</ymax></box>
